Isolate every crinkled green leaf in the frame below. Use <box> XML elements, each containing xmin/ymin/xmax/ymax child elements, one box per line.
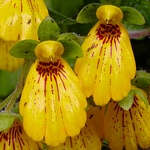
<box><xmin>118</xmin><ymin>90</ymin><xmax>134</xmax><ymax>110</ymax></box>
<box><xmin>121</xmin><ymin>6</ymin><xmax>145</xmax><ymax>25</ymax></box>
<box><xmin>100</xmin><ymin>0</ymin><xmax>121</xmax><ymax>6</ymax></box>
<box><xmin>38</xmin><ymin>16</ymin><xmax>60</xmax><ymax>41</ymax></box>
<box><xmin>76</xmin><ymin>3</ymin><xmax>100</xmax><ymax>24</ymax></box>
<box><xmin>58</xmin><ymin>36</ymin><xmax>83</xmax><ymax>66</ymax></box>
<box><xmin>0</xmin><ymin>112</ymin><xmax>21</xmax><ymax>132</ymax></box>
<box><xmin>132</xmin><ymin>71</ymin><xmax>150</xmax><ymax>88</ymax></box>
<box><xmin>10</xmin><ymin>40</ymin><xmax>39</xmax><ymax>59</ymax></box>
<box><xmin>134</xmin><ymin>88</ymin><xmax>149</xmax><ymax>106</ymax></box>
<box><xmin>0</xmin><ymin>69</ymin><xmax>21</xmax><ymax>99</ymax></box>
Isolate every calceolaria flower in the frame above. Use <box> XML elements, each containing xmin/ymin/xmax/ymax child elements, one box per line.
<box><xmin>49</xmin><ymin>106</ymin><xmax>102</xmax><ymax>150</ymax></box>
<box><xmin>19</xmin><ymin>41</ymin><xmax>87</xmax><ymax>146</ymax></box>
<box><xmin>103</xmin><ymin>88</ymin><xmax>150</xmax><ymax>150</ymax></box>
<box><xmin>0</xmin><ymin>0</ymin><xmax>48</xmax><ymax>71</ymax></box>
<box><xmin>75</xmin><ymin>5</ymin><xmax>136</xmax><ymax>106</ymax></box>
<box><xmin>0</xmin><ymin>121</ymin><xmax>39</xmax><ymax>150</ymax></box>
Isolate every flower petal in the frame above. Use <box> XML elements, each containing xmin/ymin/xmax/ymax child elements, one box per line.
<box><xmin>20</xmin><ymin>58</ymin><xmax>87</xmax><ymax>146</ymax></box>
<box><xmin>50</xmin><ymin>106</ymin><xmax>102</xmax><ymax>150</ymax></box>
<box><xmin>0</xmin><ymin>40</ymin><xmax>24</xmax><ymax>71</ymax></box>
<box><xmin>0</xmin><ymin>0</ymin><xmax>48</xmax><ymax>41</ymax></box>
<box><xmin>75</xmin><ymin>21</ymin><xmax>136</xmax><ymax>105</ymax></box>
<box><xmin>0</xmin><ymin>121</ymin><xmax>39</xmax><ymax>150</ymax></box>
<box><xmin>103</xmin><ymin>89</ymin><xmax>150</xmax><ymax>150</ymax></box>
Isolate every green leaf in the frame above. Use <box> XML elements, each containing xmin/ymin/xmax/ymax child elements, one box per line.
<box><xmin>0</xmin><ymin>69</ymin><xmax>21</xmax><ymax>99</ymax></box>
<box><xmin>121</xmin><ymin>6</ymin><xmax>145</xmax><ymax>25</ymax></box>
<box><xmin>132</xmin><ymin>71</ymin><xmax>150</xmax><ymax>89</ymax></box>
<box><xmin>100</xmin><ymin>0</ymin><xmax>121</xmax><ymax>6</ymax></box>
<box><xmin>11</xmin><ymin>103</ymin><xmax>19</xmax><ymax>113</ymax></box>
<box><xmin>58</xmin><ymin>35</ymin><xmax>83</xmax><ymax>66</ymax></box>
<box><xmin>121</xmin><ymin>0</ymin><xmax>150</xmax><ymax>25</ymax></box>
<box><xmin>10</xmin><ymin>40</ymin><xmax>39</xmax><ymax>59</ymax></box>
<box><xmin>134</xmin><ymin>88</ymin><xmax>149</xmax><ymax>106</ymax></box>
<box><xmin>47</xmin><ymin>10</ymin><xmax>76</xmax><ymax>25</ymax></box>
<box><xmin>42</xmin><ymin>143</ymin><xmax>49</xmax><ymax>150</ymax></box>
<box><xmin>38</xmin><ymin>16</ymin><xmax>60</xmax><ymax>41</ymax></box>
<box><xmin>118</xmin><ymin>90</ymin><xmax>134</xmax><ymax>110</ymax></box>
<box><xmin>44</xmin><ymin>0</ymin><xmax>84</xmax><ymax>18</ymax></box>
<box><xmin>58</xmin><ymin>33</ymin><xmax>83</xmax><ymax>45</ymax></box>
<box><xmin>0</xmin><ymin>112</ymin><xmax>21</xmax><ymax>132</ymax></box>
<box><xmin>76</xmin><ymin>3</ymin><xmax>100</xmax><ymax>24</ymax></box>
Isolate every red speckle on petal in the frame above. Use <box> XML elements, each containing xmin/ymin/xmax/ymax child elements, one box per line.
<box><xmin>36</xmin><ymin>60</ymin><xmax>66</xmax><ymax>98</ymax></box>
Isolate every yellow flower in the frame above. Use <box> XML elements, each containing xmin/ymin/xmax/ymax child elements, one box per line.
<box><xmin>49</xmin><ymin>106</ymin><xmax>102</xmax><ymax>150</ymax></box>
<box><xmin>75</xmin><ymin>5</ymin><xmax>136</xmax><ymax>106</ymax></box>
<box><xmin>103</xmin><ymin>88</ymin><xmax>150</xmax><ymax>150</ymax></box>
<box><xmin>0</xmin><ymin>121</ymin><xmax>39</xmax><ymax>150</ymax></box>
<box><xmin>0</xmin><ymin>0</ymin><xmax>48</xmax><ymax>71</ymax></box>
<box><xmin>19</xmin><ymin>41</ymin><xmax>87</xmax><ymax>146</ymax></box>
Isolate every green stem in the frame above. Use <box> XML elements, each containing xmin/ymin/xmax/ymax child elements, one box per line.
<box><xmin>2</xmin><ymin>60</ymin><xmax>33</xmax><ymax>112</ymax></box>
<box><xmin>0</xmin><ymin>96</ymin><xmax>12</xmax><ymax>110</ymax></box>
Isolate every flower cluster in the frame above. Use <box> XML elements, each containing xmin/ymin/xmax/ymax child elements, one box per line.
<box><xmin>0</xmin><ymin>2</ymin><xmax>150</xmax><ymax>150</ymax></box>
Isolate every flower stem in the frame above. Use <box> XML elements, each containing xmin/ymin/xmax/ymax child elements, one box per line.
<box><xmin>1</xmin><ymin>60</ymin><xmax>33</xmax><ymax>112</ymax></box>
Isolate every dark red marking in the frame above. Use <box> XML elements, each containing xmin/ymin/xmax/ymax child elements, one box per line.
<box><xmin>96</xmin><ymin>23</ymin><xmax>121</xmax><ymax>68</ymax></box>
<box><xmin>70</xmin><ymin>137</ymin><xmax>73</xmax><ymax>148</ymax></box>
<box><xmin>53</xmin><ymin>75</ymin><xmax>60</xmax><ymax>101</ymax></box>
<box><xmin>82</xmin><ymin>139</ymin><xmax>86</xmax><ymax>148</ymax></box>
<box><xmin>36</xmin><ymin>60</ymin><xmax>65</xmax><ymax>99</ymax></box>
<box><xmin>20</xmin><ymin>0</ymin><xmax>23</xmax><ymax>12</ymax></box>
<box><xmin>3</xmin><ymin>143</ymin><xmax>5</xmax><ymax>150</ymax></box>
<box><xmin>14</xmin><ymin>3</ymin><xmax>16</xmax><ymax>8</ymax></box>
<box><xmin>0</xmin><ymin>122</ymin><xmax>25</xmax><ymax>150</ymax></box>
<box><xmin>110</xmin><ymin>65</ymin><xmax>112</xmax><ymax>74</ymax></box>
<box><xmin>89</xmin><ymin>114</ymin><xmax>94</xmax><ymax>119</ymax></box>
<box><xmin>87</xmin><ymin>43</ymin><xmax>98</xmax><ymax>52</ymax></box>
<box><xmin>97</xmin><ymin>58</ymin><xmax>100</xmax><ymax>69</ymax></box>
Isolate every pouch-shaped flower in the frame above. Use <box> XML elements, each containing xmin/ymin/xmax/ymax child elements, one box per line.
<box><xmin>0</xmin><ymin>0</ymin><xmax>48</xmax><ymax>71</ymax></box>
<box><xmin>103</xmin><ymin>88</ymin><xmax>150</xmax><ymax>150</ymax></box>
<box><xmin>75</xmin><ymin>5</ymin><xmax>136</xmax><ymax>106</ymax></box>
<box><xmin>49</xmin><ymin>106</ymin><xmax>102</xmax><ymax>150</ymax></box>
<box><xmin>19</xmin><ymin>41</ymin><xmax>87</xmax><ymax>146</ymax></box>
<box><xmin>0</xmin><ymin>121</ymin><xmax>39</xmax><ymax>150</ymax></box>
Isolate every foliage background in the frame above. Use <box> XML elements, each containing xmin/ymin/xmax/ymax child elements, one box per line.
<box><xmin>0</xmin><ymin>0</ymin><xmax>150</xmax><ymax>149</ymax></box>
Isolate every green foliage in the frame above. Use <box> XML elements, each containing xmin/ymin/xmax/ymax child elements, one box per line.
<box><xmin>134</xmin><ymin>88</ymin><xmax>149</xmax><ymax>106</ymax></box>
<box><xmin>0</xmin><ymin>112</ymin><xmax>21</xmax><ymax>132</ymax></box>
<box><xmin>119</xmin><ymin>87</ymin><xmax>149</xmax><ymax>110</ymax></box>
<box><xmin>44</xmin><ymin>0</ymin><xmax>83</xmax><ymax>25</ymax></box>
<box><xmin>38</xmin><ymin>16</ymin><xmax>60</xmax><ymax>41</ymax></box>
<box><xmin>58</xmin><ymin>33</ymin><xmax>83</xmax><ymax>44</ymax></box>
<box><xmin>76</xmin><ymin>3</ymin><xmax>100</xmax><ymax>24</ymax></box>
<box><xmin>121</xmin><ymin>6</ymin><xmax>145</xmax><ymax>25</ymax></box>
<box><xmin>132</xmin><ymin>71</ymin><xmax>150</xmax><ymax>89</ymax></box>
<box><xmin>58</xmin><ymin>34</ymin><xmax>83</xmax><ymax>67</ymax></box>
<box><xmin>44</xmin><ymin>0</ymin><xmax>84</xmax><ymax>17</ymax></box>
<box><xmin>10</xmin><ymin>40</ymin><xmax>39</xmax><ymax>59</ymax></box>
<box><xmin>118</xmin><ymin>90</ymin><xmax>134</xmax><ymax>110</ymax></box>
<box><xmin>42</xmin><ymin>143</ymin><xmax>49</xmax><ymax>150</ymax></box>
<box><xmin>121</xmin><ymin>0</ymin><xmax>150</xmax><ymax>25</ymax></box>
<box><xmin>100</xmin><ymin>0</ymin><xmax>121</xmax><ymax>6</ymax></box>
<box><xmin>0</xmin><ymin>69</ymin><xmax>21</xmax><ymax>99</ymax></box>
